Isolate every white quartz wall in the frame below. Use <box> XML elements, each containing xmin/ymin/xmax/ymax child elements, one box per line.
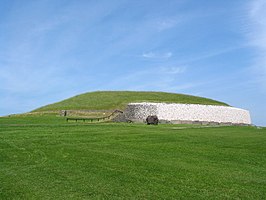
<box><xmin>125</xmin><ymin>103</ymin><xmax>251</xmax><ymax>124</ymax></box>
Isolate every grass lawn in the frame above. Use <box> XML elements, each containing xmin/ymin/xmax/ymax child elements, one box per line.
<box><xmin>0</xmin><ymin>116</ymin><xmax>265</xmax><ymax>199</ymax></box>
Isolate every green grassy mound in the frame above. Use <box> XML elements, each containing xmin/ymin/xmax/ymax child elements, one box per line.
<box><xmin>34</xmin><ymin>91</ymin><xmax>229</xmax><ymax>112</ymax></box>
<box><xmin>0</xmin><ymin>115</ymin><xmax>265</xmax><ymax>199</ymax></box>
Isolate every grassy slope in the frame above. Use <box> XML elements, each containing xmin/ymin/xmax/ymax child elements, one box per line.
<box><xmin>33</xmin><ymin>91</ymin><xmax>229</xmax><ymax>112</ymax></box>
<box><xmin>0</xmin><ymin>116</ymin><xmax>265</xmax><ymax>199</ymax></box>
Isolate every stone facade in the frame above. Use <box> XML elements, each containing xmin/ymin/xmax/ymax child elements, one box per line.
<box><xmin>124</xmin><ymin>103</ymin><xmax>251</xmax><ymax>125</ymax></box>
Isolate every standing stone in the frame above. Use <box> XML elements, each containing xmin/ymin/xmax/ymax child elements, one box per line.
<box><xmin>60</xmin><ymin>110</ymin><xmax>67</xmax><ymax>117</ymax></box>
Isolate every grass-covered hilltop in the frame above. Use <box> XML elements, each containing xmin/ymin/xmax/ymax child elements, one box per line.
<box><xmin>34</xmin><ymin>91</ymin><xmax>229</xmax><ymax>112</ymax></box>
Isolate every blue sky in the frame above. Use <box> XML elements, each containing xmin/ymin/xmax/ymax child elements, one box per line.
<box><xmin>0</xmin><ymin>0</ymin><xmax>265</xmax><ymax>126</ymax></box>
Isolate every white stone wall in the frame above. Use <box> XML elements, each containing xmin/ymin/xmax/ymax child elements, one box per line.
<box><xmin>125</xmin><ymin>103</ymin><xmax>251</xmax><ymax>124</ymax></box>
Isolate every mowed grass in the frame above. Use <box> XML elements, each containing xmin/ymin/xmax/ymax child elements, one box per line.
<box><xmin>34</xmin><ymin>91</ymin><xmax>229</xmax><ymax>112</ymax></box>
<box><xmin>0</xmin><ymin>116</ymin><xmax>265</xmax><ymax>199</ymax></box>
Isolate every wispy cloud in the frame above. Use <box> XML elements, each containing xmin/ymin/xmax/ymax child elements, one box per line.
<box><xmin>101</xmin><ymin>65</ymin><xmax>190</xmax><ymax>92</ymax></box>
<box><xmin>247</xmin><ymin>0</ymin><xmax>266</xmax><ymax>89</ymax></box>
<box><xmin>156</xmin><ymin>19</ymin><xmax>178</xmax><ymax>31</ymax></box>
<box><xmin>142</xmin><ymin>51</ymin><xmax>173</xmax><ymax>60</ymax></box>
<box><xmin>159</xmin><ymin>66</ymin><xmax>186</xmax><ymax>74</ymax></box>
<box><xmin>248</xmin><ymin>0</ymin><xmax>266</xmax><ymax>49</ymax></box>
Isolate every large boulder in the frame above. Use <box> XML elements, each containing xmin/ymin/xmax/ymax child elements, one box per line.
<box><xmin>146</xmin><ymin>115</ymin><xmax>159</xmax><ymax>125</ymax></box>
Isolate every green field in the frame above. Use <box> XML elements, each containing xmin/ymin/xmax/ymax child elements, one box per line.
<box><xmin>34</xmin><ymin>91</ymin><xmax>229</xmax><ymax>112</ymax></box>
<box><xmin>0</xmin><ymin>115</ymin><xmax>265</xmax><ymax>199</ymax></box>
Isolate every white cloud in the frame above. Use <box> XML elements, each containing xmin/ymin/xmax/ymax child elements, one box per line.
<box><xmin>101</xmin><ymin>65</ymin><xmax>189</xmax><ymax>93</ymax></box>
<box><xmin>159</xmin><ymin>66</ymin><xmax>186</xmax><ymax>74</ymax></box>
<box><xmin>248</xmin><ymin>0</ymin><xmax>266</xmax><ymax>49</ymax></box>
<box><xmin>247</xmin><ymin>0</ymin><xmax>266</xmax><ymax>89</ymax></box>
<box><xmin>156</xmin><ymin>19</ymin><xmax>178</xmax><ymax>31</ymax></box>
<box><xmin>142</xmin><ymin>51</ymin><xmax>172</xmax><ymax>59</ymax></box>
